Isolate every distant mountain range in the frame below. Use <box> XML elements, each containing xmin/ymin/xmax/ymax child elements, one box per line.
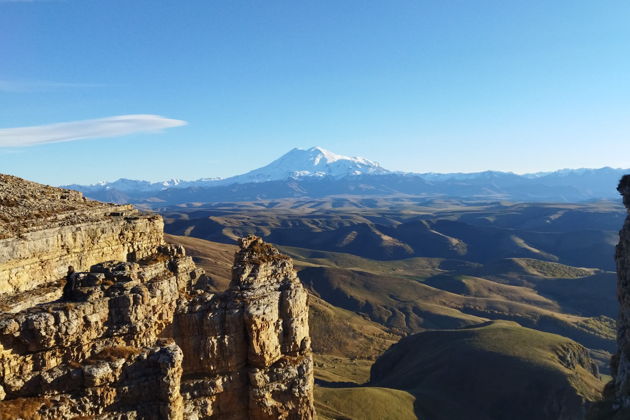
<box><xmin>63</xmin><ymin>146</ymin><xmax>630</xmax><ymax>205</ymax></box>
<box><xmin>66</xmin><ymin>147</ymin><xmax>388</xmax><ymax>193</ymax></box>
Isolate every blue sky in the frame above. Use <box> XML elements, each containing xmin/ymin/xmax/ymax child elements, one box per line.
<box><xmin>1</xmin><ymin>0</ymin><xmax>629</xmax><ymax>185</ymax></box>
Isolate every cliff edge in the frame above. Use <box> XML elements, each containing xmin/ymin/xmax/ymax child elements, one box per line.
<box><xmin>0</xmin><ymin>174</ymin><xmax>314</xmax><ymax>419</ymax></box>
<box><xmin>589</xmin><ymin>175</ymin><xmax>630</xmax><ymax>419</ymax></box>
<box><xmin>610</xmin><ymin>176</ymin><xmax>630</xmax><ymax>409</ymax></box>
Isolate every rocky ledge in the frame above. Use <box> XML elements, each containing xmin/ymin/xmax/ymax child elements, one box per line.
<box><xmin>0</xmin><ymin>175</ymin><xmax>314</xmax><ymax>419</ymax></box>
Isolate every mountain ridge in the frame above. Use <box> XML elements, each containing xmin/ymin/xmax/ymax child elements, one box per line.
<box><xmin>62</xmin><ymin>147</ymin><xmax>630</xmax><ymax>204</ymax></box>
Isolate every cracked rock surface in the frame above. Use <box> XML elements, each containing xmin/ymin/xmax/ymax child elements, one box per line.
<box><xmin>0</xmin><ymin>175</ymin><xmax>314</xmax><ymax>419</ymax></box>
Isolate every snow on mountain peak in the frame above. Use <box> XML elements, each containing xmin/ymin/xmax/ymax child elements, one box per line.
<box><xmin>309</xmin><ymin>146</ymin><xmax>343</xmax><ymax>164</ymax></box>
<box><xmin>220</xmin><ymin>146</ymin><xmax>390</xmax><ymax>184</ymax></box>
<box><xmin>307</xmin><ymin>146</ymin><xmax>375</xmax><ymax>165</ymax></box>
<box><xmin>63</xmin><ymin>147</ymin><xmax>389</xmax><ymax>191</ymax></box>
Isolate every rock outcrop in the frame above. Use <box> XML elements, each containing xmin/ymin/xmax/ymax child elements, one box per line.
<box><xmin>589</xmin><ymin>175</ymin><xmax>630</xmax><ymax>419</ymax></box>
<box><xmin>603</xmin><ymin>175</ymin><xmax>630</xmax><ymax>415</ymax></box>
<box><xmin>0</xmin><ymin>174</ymin><xmax>314</xmax><ymax>419</ymax></box>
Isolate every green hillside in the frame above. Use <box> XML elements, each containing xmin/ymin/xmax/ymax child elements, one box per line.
<box><xmin>371</xmin><ymin>321</ymin><xmax>604</xmax><ymax>420</ymax></box>
<box><xmin>315</xmin><ymin>387</ymin><xmax>417</xmax><ymax>420</ymax></box>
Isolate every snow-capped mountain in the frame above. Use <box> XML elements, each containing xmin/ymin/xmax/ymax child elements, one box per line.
<box><xmin>65</xmin><ymin>147</ymin><xmax>389</xmax><ymax>193</ymax></box>
<box><xmin>219</xmin><ymin>146</ymin><xmax>389</xmax><ymax>184</ymax></box>
<box><xmin>65</xmin><ymin>177</ymin><xmax>222</xmax><ymax>193</ymax></box>
<box><xmin>62</xmin><ymin>146</ymin><xmax>629</xmax><ymax>206</ymax></box>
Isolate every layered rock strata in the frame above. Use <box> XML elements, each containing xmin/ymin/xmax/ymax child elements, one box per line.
<box><xmin>0</xmin><ymin>174</ymin><xmax>163</xmax><ymax>298</ymax></box>
<box><xmin>0</xmin><ymin>175</ymin><xmax>314</xmax><ymax>419</ymax></box>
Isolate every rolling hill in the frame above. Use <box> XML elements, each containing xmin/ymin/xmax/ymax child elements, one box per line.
<box><xmin>164</xmin><ymin>200</ymin><xmax>618</xmax><ymax>419</ymax></box>
<box><xmin>162</xmin><ymin>199</ymin><xmax>624</xmax><ymax>270</ymax></box>
<box><xmin>370</xmin><ymin>321</ymin><xmax>603</xmax><ymax>420</ymax></box>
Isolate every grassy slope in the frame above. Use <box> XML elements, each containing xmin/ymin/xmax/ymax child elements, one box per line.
<box><xmin>280</xmin><ymin>245</ymin><xmax>448</xmax><ymax>279</ymax></box>
<box><xmin>309</xmin><ymin>295</ymin><xmax>415</xmax><ymax>419</ymax></box>
<box><xmin>309</xmin><ymin>295</ymin><xmax>399</xmax><ymax>361</ymax></box>
<box><xmin>285</xmin><ymin>244</ymin><xmax>616</xmax><ymax>378</ymax></box>
<box><xmin>510</xmin><ymin>258</ymin><xmax>598</xmax><ymax>278</ymax></box>
<box><xmin>298</xmin><ymin>264</ymin><xmax>614</xmax><ymax>352</ymax></box>
<box><xmin>165</xmin><ymin>234</ymin><xmax>237</xmax><ymax>291</ymax></box>
<box><xmin>371</xmin><ymin>321</ymin><xmax>604</xmax><ymax>420</ymax></box>
<box><xmin>315</xmin><ymin>387</ymin><xmax>417</xmax><ymax>420</ymax></box>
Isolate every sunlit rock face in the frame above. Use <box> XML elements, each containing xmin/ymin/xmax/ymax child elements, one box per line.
<box><xmin>0</xmin><ymin>174</ymin><xmax>314</xmax><ymax>419</ymax></box>
<box><xmin>173</xmin><ymin>235</ymin><xmax>314</xmax><ymax>419</ymax></box>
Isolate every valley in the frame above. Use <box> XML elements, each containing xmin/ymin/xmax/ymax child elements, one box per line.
<box><xmin>2</xmin><ymin>150</ymin><xmax>625</xmax><ymax>418</ymax></box>
<box><xmin>163</xmin><ymin>197</ymin><xmax>622</xmax><ymax>419</ymax></box>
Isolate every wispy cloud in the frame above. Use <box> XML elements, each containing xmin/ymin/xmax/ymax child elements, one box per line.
<box><xmin>0</xmin><ymin>114</ymin><xmax>187</xmax><ymax>147</ymax></box>
<box><xmin>0</xmin><ymin>79</ymin><xmax>107</xmax><ymax>93</ymax></box>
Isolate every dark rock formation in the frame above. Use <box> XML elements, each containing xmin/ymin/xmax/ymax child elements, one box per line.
<box><xmin>588</xmin><ymin>175</ymin><xmax>630</xmax><ymax>420</ymax></box>
<box><xmin>608</xmin><ymin>176</ymin><xmax>630</xmax><ymax>412</ymax></box>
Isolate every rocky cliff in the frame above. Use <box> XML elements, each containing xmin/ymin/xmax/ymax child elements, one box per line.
<box><xmin>603</xmin><ymin>175</ymin><xmax>630</xmax><ymax>416</ymax></box>
<box><xmin>0</xmin><ymin>174</ymin><xmax>314</xmax><ymax>419</ymax></box>
<box><xmin>589</xmin><ymin>175</ymin><xmax>630</xmax><ymax>419</ymax></box>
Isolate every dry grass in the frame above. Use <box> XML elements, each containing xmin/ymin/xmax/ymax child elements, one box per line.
<box><xmin>512</xmin><ymin>258</ymin><xmax>597</xmax><ymax>278</ymax></box>
<box><xmin>315</xmin><ymin>386</ymin><xmax>417</xmax><ymax>420</ymax></box>
<box><xmin>0</xmin><ymin>397</ymin><xmax>54</xmax><ymax>420</ymax></box>
<box><xmin>164</xmin><ymin>234</ymin><xmax>236</xmax><ymax>292</ymax></box>
<box><xmin>370</xmin><ymin>321</ymin><xmax>604</xmax><ymax>420</ymax></box>
<box><xmin>309</xmin><ymin>295</ymin><xmax>399</xmax><ymax>360</ymax></box>
<box><xmin>314</xmin><ymin>354</ymin><xmax>374</xmax><ymax>384</ymax></box>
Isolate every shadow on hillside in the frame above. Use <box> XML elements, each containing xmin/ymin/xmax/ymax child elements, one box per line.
<box><xmin>315</xmin><ymin>378</ymin><xmax>362</xmax><ymax>388</ymax></box>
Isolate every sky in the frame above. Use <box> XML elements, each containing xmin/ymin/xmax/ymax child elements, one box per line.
<box><xmin>1</xmin><ymin>0</ymin><xmax>629</xmax><ymax>186</ymax></box>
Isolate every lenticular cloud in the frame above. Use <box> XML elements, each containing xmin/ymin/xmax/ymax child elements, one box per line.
<box><xmin>0</xmin><ymin>114</ymin><xmax>187</xmax><ymax>147</ymax></box>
